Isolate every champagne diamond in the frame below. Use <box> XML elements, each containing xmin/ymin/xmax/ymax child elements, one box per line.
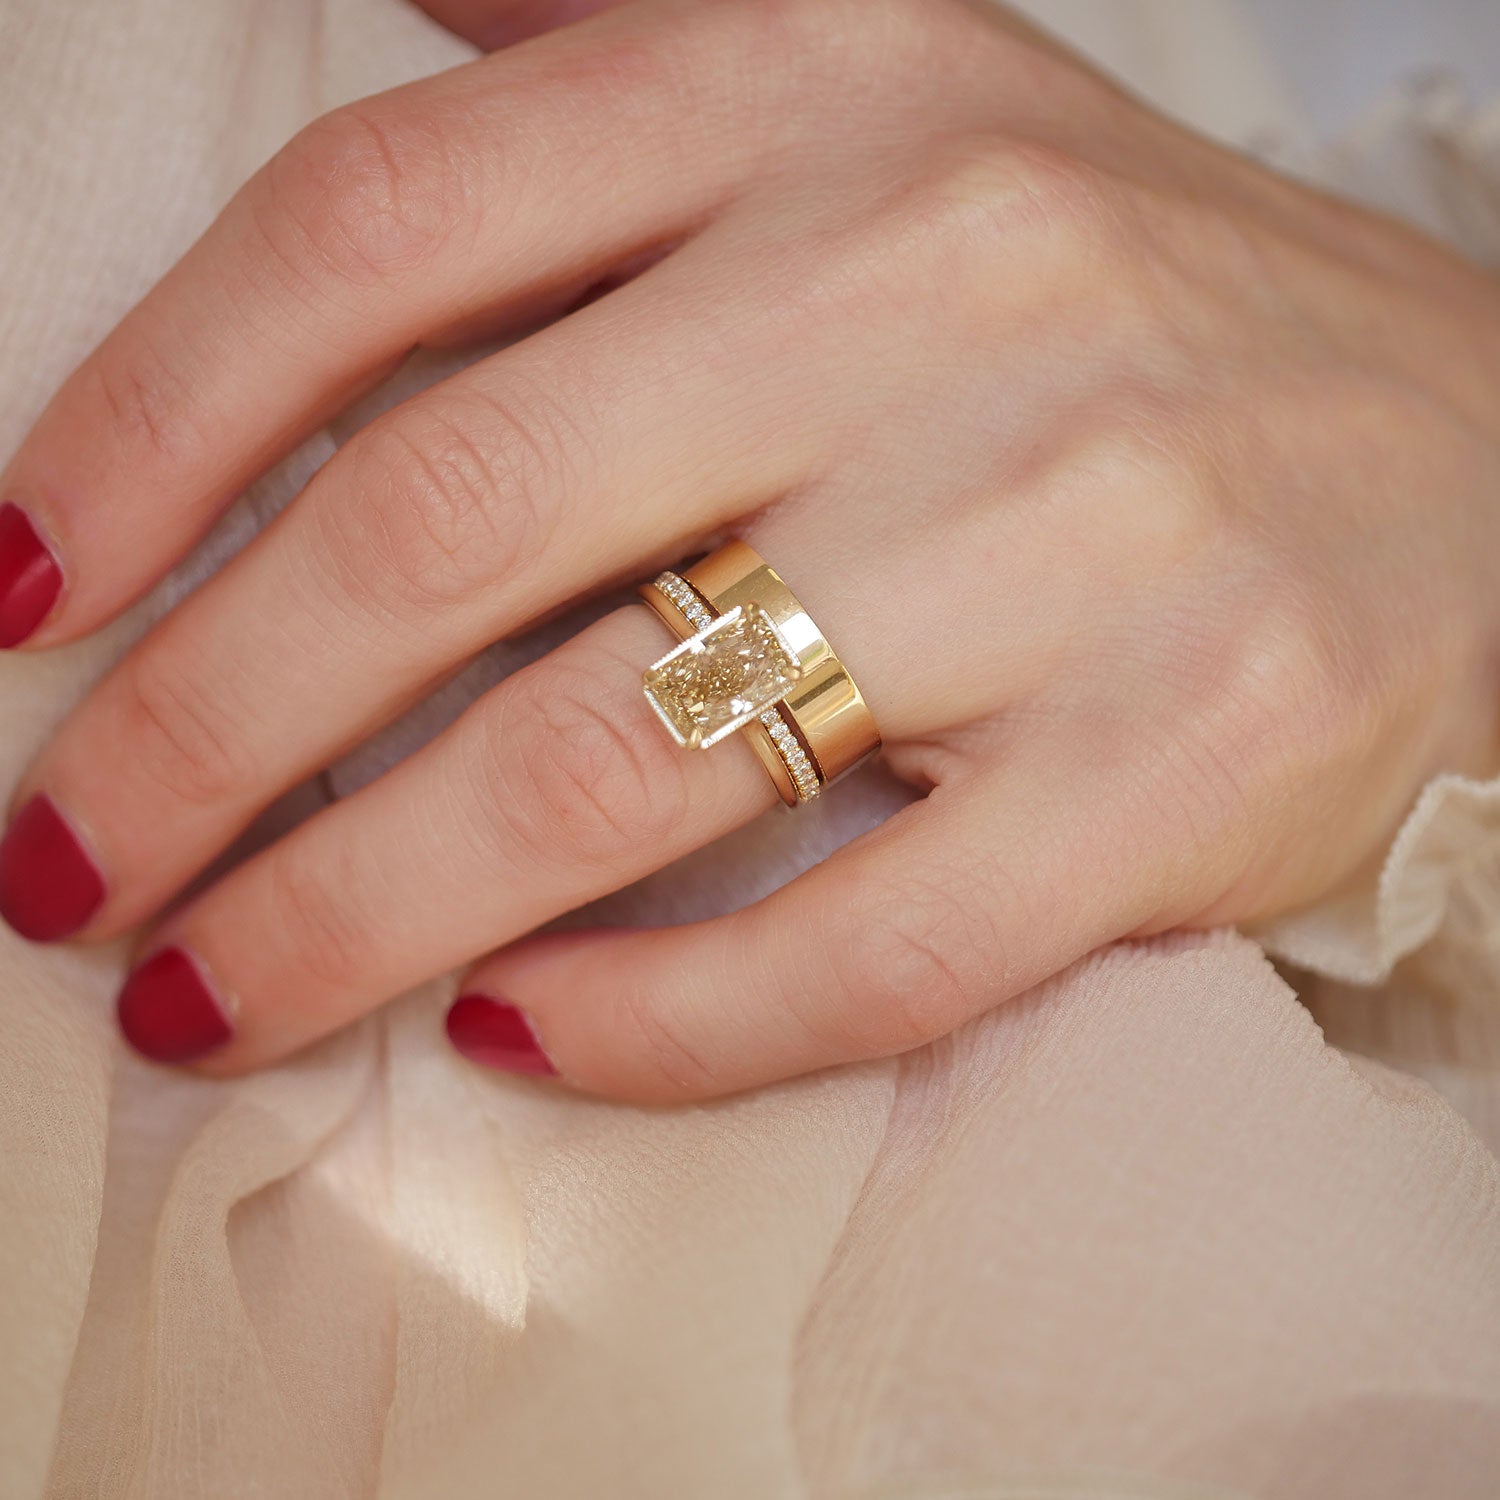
<box><xmin>643</xmin><ymin>603</ymin><xmax>803</xmax><ymax>750</ymax></box>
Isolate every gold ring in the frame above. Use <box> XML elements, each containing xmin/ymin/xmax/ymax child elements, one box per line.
<box><xmin>638</xmin><ymin>540</ymin><xmax>881</xmax><ymax>806</ymax></box>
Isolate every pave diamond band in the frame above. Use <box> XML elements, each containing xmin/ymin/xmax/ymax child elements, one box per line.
<box><xmin>761</xmin><ymin>703</ymin><xmax>822</xmax><ymax>802</ymax></box>
<box><xmin>654</xmin><ymin>571</ymin><xmax>713</xmax><ymax>633</ymax></box>
<box><xmin>638</xmin><ymin>542</ymin><xmax>880</xmax><ymax>808</ymax></box>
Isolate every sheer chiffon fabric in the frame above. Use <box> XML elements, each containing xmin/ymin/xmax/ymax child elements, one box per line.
<box><xmin>1</xmin><ymin>2</ymin><xmax>1497</xmax><ymax>1496</ymax></box>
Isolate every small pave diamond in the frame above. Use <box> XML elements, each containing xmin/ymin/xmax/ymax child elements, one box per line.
<box><xmin>654</xmin><ymin>572</ymin><xmax>715</xmax><ymax>632</ymax></box>
<box><xmin>761</xmin><ymin>707</ymin><xmax>821</xmax><ymax>800</ymax></box>
<box><xmin>643</xmin><ymin>603</ymin><xmax>802</xmax><ymax>750</ymax></box>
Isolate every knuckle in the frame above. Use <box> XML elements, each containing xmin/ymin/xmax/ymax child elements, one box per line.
<box><xmin>494</xmin><ymin>661</ymin><xmax>691</xmax><ymax>868</ymax></box>
<box><xmin>1224</xmin><ymin>583</ymin><xmax>1374</xmax><ymax>765</ymax></box>
<box><xmin>262</xmin><ymin>847</ymin><xmax>372</xmax><ymax>993</ymax></box>
<box><xmin>746</xmin><ymin>0</ymin><xmax>1100</xmax><ymax>108</ymax></box>
<box><xmin>725</xmin><ymin>0</ymin><xmax>853</xmax><ymax>51</ymax></box>
<box><xmin>754</xmin><ymin>0</ymin><xmax>934</xmax><ymax>62</ymax></box>
<box><xmin>913</xmin><ymin>136</ymin><xmax>1118</xmax><ymax>263</ymax></box>
<box><xmin>332</xmin><ymin>394</ymin><xmax>561</xmax><ymax>613</ymax></box>
<box><xmin>259</xmin><ymin>103</ymin><xmax>473</xmax><ymax>285</ymax></box>
<box><xmin>115</xmin><ymin>654</ymin><xmax>256</xmax><ymax>809</ymax></box>
<box><xmin>1050</xmin><ymin>410</ymin><xmax>1225</xmax><ymax>578</ymax></box>
<box><xmin>87</xmin><ymin>342</ymin><xmax>211</xmax><ymax>470</ymax></box>
<box><xmin>831</xmin><ymin>875</ymin><xmax>994</xmax><ymax>1055</ymax></box>
<box><xmin>940</xmin><ymin>144</ymin><xmax>1162</xmax><ymax>342</ymax></box>
<box><xmin>804</xmin><ymin>138</ymin><xmax>1124</xmax><ymax>328</ymax></box>
<box><xmin>1142</xmin><ymin>576</ymin><xmax>1374</xmax><ymax>834</ymax></box>
<box><xmin>614</xmin><ymin>984</ymin><xmax>722</xmax><ymax>1096</ymax></box>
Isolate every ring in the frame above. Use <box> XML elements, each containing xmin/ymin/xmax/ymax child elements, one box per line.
<box><xmin>638</xmin><ymin>540</ymin><xmax>881</xmax><ymax>806</ymax></box>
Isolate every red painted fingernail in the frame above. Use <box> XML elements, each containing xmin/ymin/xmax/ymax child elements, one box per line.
<box><xmin>0</xmin><ymin>794</ymin><xmax>106</xmax><ymax>941</ymax></box>
<box><xmin>446</xmin><ymin>994</ymin><xmax>556</xmax><ymax>1076</ymax></box>
<box><xmin>117</xmin><ymin>947</ymin><xmax>234</xmax><ymax>1064</ymax></box>
<box><xmin>0</xmin><ymin>503</ymin><xmax>63</xmax><ymax>648</ymax></box>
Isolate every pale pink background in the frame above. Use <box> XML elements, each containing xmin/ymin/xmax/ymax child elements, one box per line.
<box><xmin>1</xmin><ymin>2</ymin><xmax>1498</xmax><ymax>1496</ymax></box>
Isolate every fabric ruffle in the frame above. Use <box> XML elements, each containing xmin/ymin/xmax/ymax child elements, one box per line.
<box><xmin>1256</xmin><ymin>772</ymin><xmax>1500</xmax><ymax>986</ymax></box>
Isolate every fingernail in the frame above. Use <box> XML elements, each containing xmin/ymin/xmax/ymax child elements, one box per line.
<box><xmin>446</xmin><ymin>994</ymin><xmax>556</xmax><ymax>1076</ymax></box>
<box><xmin>117</xmin><ymin>947</ymin><xmax>234</xmax><ymax>1064</ymax></box>
<box><xmin>0</xmin><ymin>502</ymin><xmax>63</xmax><ymax>648</ymax></box>
<box><xmin>0</xmin><ymin>794</ymin><xmax>106</xmax><ymax>941</ymax></box>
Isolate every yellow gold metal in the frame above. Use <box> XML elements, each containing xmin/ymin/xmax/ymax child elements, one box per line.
<box><xmin>637</xmin><ymin>541</ymin><xmax>881</xmax><ymax>806</ymax></box>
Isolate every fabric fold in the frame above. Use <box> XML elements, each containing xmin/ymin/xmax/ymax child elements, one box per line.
<box><xmin>0</xmin><ymin>3</ymin><xmax>1497</xmax><ymax>1498</ymax></box>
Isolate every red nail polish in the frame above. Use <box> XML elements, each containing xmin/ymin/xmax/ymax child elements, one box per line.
<box><xmin>446</xmin><ymin>994</ymin><xmax>556</xmax><ymax>1076</ymax></box>
<box><xmin>0</xmin><ymin>503</ymin><xmax>63</xmax><ymax>648</ymax></box>
<box><xmin>0</xmin><ymin>795</ymin><xmax>106</xmax><ymax>941</ymax></box>
<box><xmin>117</xmin><ymin>947</ymin><xmax>234</xmax><ymax>1064</ymax></box>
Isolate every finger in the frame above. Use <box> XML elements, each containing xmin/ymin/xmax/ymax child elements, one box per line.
<box><xmin>111</xmin><ymin>606</ymin><xmax>783</xmax><ymax>1070</ymax></box>
<box><xmin>412</xmin><ymin>0</ymin><xmax>624</xmax><ymax>50</ymax></box>
<box><xmin>446</xmin><ymin>753</ymin><xmax>1165</xmax><ymax>1102</ymax></box>
<box><xmin>0</xmin><ymin>241</ymin><xmax>826</xmax><ymax>944</ymax></box>
<box><xmin>0</xmin><ymin>0</ymin><xmax>774</xmax><ymax>648</ymax></box>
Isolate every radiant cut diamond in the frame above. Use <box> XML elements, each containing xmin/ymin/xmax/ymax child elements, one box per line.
<box><xmin>643</xmin><ymin>603</ymin><xmax>803</xmax><ymax>750</ymax></box>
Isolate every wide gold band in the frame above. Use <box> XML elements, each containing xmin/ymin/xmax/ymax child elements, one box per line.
<box><xmin>638</xmin><ymin>540</ymin><xmax>881</xmax><ymax>806</ymax></box>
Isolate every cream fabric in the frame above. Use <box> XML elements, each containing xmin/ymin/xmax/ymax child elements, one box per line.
<box><xmin>2</xmin><ymin>3</ymin><xmax>1499</xmax><ymax>1497</ymax></box>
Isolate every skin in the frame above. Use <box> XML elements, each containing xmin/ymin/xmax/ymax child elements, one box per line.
<box><xmin>3</xmin><ymin>0</ymin><xmax>1500</xmax><ymax>1100</ymax></box>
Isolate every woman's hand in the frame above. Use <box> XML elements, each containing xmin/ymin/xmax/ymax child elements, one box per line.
<box><xmin>2</xmin><ymin>0</ymin><xmax>1498</xmax><ymax>1100</ymax></box>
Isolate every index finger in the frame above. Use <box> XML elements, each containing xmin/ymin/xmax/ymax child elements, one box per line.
<box><xmin>0</xmin><ymin>0</ymin><xmax>766</xmax><ymax>648</ymax></box>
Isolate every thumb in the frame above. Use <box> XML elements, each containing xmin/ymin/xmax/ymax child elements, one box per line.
<box><xmin>409</xmin><ymin>0</ymin><xmax>626</xmax><ymax>50</ymax></box>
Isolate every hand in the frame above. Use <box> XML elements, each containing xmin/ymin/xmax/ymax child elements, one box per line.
<box><xmin>2</xmin><ymin>0</ymin><xmax>1498</xmax><ymax>1101</ymax></box>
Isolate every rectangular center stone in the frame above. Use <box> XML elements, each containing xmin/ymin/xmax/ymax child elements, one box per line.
<box><xmin>643</xmin><ymin>603</ymin><xmax>803</xmax><ymax>750</ymax></box>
